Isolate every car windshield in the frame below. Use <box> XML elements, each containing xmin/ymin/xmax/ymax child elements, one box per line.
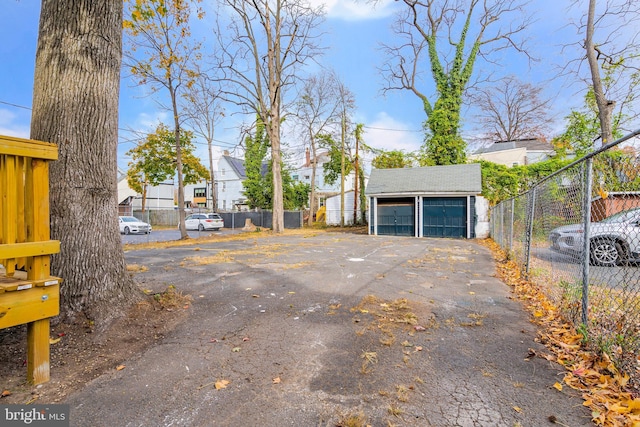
<box><xmin>121</xmin><ymin>217</ymin><xmax>139</xmax><ymax>222</ymax></box>
<box><xmin>600</xmin><ymin>209</ymin><xmax>640</xmax><ymax>224</ymax></box>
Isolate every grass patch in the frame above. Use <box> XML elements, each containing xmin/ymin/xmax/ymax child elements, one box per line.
<box><xmin>126</xmin><ymin>264</ymin><xmax>148</xmax><ymax>273</ymax></box>
<box><xmin>334</xmin><ymin>410</ymin><xmax>368</xmax><ymax>427</ymax></box>
<box><xmin>148</xmin><ymin>285</ymin><xmax>192</xmax><ymax>311</ymax></box>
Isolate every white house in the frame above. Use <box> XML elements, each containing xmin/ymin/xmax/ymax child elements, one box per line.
<box><xmin>117</xmin><ymin>168</ymin><xmax>174</xmax><ymax>214</ymax></box>
<box><xmin>294</xmin><ymin>148</ymin><xmax>357</xmax><ymax>211</ymax></box>
<box><xmin>468</xmin><ymin>138</ymin><xmax>555</xmax><ymax>167</ymax></box>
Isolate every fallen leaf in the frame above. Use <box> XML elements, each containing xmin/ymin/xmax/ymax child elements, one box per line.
<box><xmin>215</xmin><ymin>379</ymin><xmax>230</xmax><ymax>390</ymax></box>
<box><xmin>469</xmin><ymin>291</ymin><xmax>475</xmax><ymax>295</ymax></box>
<box><xmin>252</xmin><ymin>294</ymin><xmax>260</xmax><ymax>298</ymax></box>
<box><xmin>49</xmin><ymin>337</ymin><xmax>61</xmax><ymax>345</ymax></box>
<box><xmin>210</xmin><ymin>339</ymin><xmax>218</xmax><ymax>343</ymax></box>
<box><xmin>414</xmin><ymin>346</ymin><xmax>423</xmax><ymax>352</ymax></box>
<box><xmin>1</xmin><ymin>390</ymin><xmax>11</xmax><ymax>398</ymax></box>
<box><xmin>272</xmin><ymin>377</ymin><xmax>281</xmax><ymax>384</ymax></box>
<box><xmin>242</xmin><ymin>337</ymin><xmax>250</xmax><ymax>342</ymax></box>
<box><xmin>414</xmin><ymin>325</ymin><xmax>426</xmax><ymax>331</ymax></box>
<box><xmin>116</xmin><ymin>365</ymin><xmax>126</xmax><ymax>371</ymax></box>
<box><xmin>401</xmin><ymin>341</ymin><xmax>413</xmax><ymax>347</ymax></box>
<box><xmin>288</xmin><ymin>291</ymin><xmax>295</xmax><ymax>294</ymax></box>
<box><xmin>232</xmin><ymin>347</ymin><xmax>241</xmax><ymax>352</ymax></box>
<box><xmin>513</xmin><ymin>406</ymin><xmax>522</xmax><ymax>413</ymax></box>
<box><xmin>553</xmin><ymin>382</ymin><xmax>563</xmax><ymax>391</ymax></box>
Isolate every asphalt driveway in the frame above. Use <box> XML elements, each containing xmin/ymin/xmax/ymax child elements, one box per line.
<box><xmin>67</xmin><ymin>231</ymin><xmax>591</xmax><ymax>426</ymax></box>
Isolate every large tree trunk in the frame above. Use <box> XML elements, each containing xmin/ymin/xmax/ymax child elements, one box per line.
<box><xmin>30</xmin><ymin>0</ymin><xmax>140</xmax><ymax>328</ymax></box>
<box><xmin>586</xmin><ymin>0</ymin><xmax>615</xmax><ymax>146</ymax></box>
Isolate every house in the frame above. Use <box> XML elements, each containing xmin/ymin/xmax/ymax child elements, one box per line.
<box><xmin>216</xmin><ymin>154</ymin><xmax>268</xmax><ymax>211</ymax></box>
<box><xmin>324</xmin><ymin>191</ymin><xmax>364</xmax><ymax>226</ymax></box>
<box><xmin>117</xmin><ymin>168</ymin><xmax>174</xmax><ymax>215</ymax></box>
<box><xmin>183</xmin><ymin>180</ymin><xmax>213</xmax><ymax>210</ymax></box>
<box><xmin>365</xmin><ymin>163</ymin><xmax>486</xmax><ymax>238</ymax></box>
<box><xmin>293</xmin><ymin>148</ymin><xmax>357</xmax><ymax>211</ymax></box>
<box><xmin>469</xmin><ymin>138</ymin><xmax>555</xmax><ymax>167</ymax></box>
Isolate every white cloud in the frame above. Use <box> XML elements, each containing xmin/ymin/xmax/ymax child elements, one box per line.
<box><xmin>309</xmin><ymin>0</ymin><xmax>398</xmax><ymax>21</ymax></box>
<box><xmin>0</xmin><ymin>109</ymin><xmax>30</xmax><ymax>138</ymax></box>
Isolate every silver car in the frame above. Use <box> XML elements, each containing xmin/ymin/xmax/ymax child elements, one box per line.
<box><xmin>183</xmin><ymin>213</ymin><xmax>224</xmax><ymax>231</ymax></box>
<box><xmin>549</xmin><ymin>208</ymin><xmax>640</xmax><ymax>266</ymax></box>
<box><xmin>119</xmin><ymin>216</ymin><xmax>152</xmax><ymax>235</ymax></box>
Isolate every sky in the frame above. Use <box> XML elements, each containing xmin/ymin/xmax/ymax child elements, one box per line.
<box><xmin>1</xmin><ymin>0</ymin><xmax>632</xmax><ymax>173</ymax></box>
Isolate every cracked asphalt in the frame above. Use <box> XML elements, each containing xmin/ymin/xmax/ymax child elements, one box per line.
<box><xmin>66</xmin><ymin>231</ymin><xmax>592</xmax><ymax>426</ymax></box>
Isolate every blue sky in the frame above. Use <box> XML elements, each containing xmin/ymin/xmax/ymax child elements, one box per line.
<box><xmin>0</xmin><ymin>0</ymin><xmax>628</xmax><ymax>171</ymax></box>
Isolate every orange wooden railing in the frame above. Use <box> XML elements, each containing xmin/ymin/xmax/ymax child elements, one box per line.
<box><xmin>0</xmin><ymin>134</ymin><xmax>61</xmax><ymax>384</ymax></box>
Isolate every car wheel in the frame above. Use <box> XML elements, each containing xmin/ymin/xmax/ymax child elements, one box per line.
<box><xmin>124</xmin><ymin>226</ymin><xmax>130</xmax><ymax>235</ymax></box>
<box><xmin>590</xmin><ymin>238</ymin><xmax>621</xmax><ymax>267</ymax></box>
<box><xmin>198</xmin><ymin>223</ymin><xmax>204</xmax><ymax>231</ymax></box>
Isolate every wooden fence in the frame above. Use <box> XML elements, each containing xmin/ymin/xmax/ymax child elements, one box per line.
<box><xmin>0</xmin><ymin>134</ymin><xmax>61</xmax><ymax>384</ymax></box>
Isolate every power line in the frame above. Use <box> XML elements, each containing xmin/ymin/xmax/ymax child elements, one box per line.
<box><xmin>0</xmin><ymin>100</ymin><xmax>32</xmax><ymax>110</ymax></box>
<box><xmin>2</xmin><ymin>98</ymin><xmax>241</xmax><ymax>148</ymax></box>
<box><xmin>362</xmin><ymin>125</ymin><xmax>423</xmax><ymax>133</ymax></box>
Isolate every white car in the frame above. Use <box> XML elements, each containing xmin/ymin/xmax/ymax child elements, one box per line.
<box><xmin>549</xmin><ymin>208</ymin><xmax>640</xmax><ymax>266</ymax></box>
<box><xmin>119</xmin><ymin>216</ymin><xmax>152</xmax><ymax>235</ymax></box>
<box><xmin>182</xmin><ymin>213</ymin><xmax>224</xmax><ymax>231</ymax></box>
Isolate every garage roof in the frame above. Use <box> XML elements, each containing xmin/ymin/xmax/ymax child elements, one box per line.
<box><xmin>366</xmin><ymin>163</ymin><xmax>482</xmax><ymax>195</ymax></box>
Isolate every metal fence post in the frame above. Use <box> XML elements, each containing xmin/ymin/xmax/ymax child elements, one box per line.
<box><xmin>509</xmin><ymin>198</ymin><xmax>515</xmax><ymax>254</ymax></box>
<box><xmin>581</xmin><ymin>158</ymin><xmax>593</xmax><ymax>327</ymax></box>
<box><xmin>524</xmin><ymin>188</ymin><xmax>536</xmax><ymax>276</ymax></box>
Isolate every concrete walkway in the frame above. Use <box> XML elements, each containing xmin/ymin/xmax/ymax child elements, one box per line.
<box><xmin>67</xmin><ymin>232</ymin><xmax>591</xmax><ymax>426</ymax></box>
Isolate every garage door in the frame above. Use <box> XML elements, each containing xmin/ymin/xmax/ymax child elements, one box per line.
<box><xmin>423</xmin><ymin>197</ymin><xmax>467</xmax><ymax>238</ymax></box>
<box><xmin>377</xmin><ymin>203</ymin><xmax>414</xmax><ymax>236</ymax></box>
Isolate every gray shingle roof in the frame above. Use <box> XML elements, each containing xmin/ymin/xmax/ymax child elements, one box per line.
<box><xmin>473</xmin><ymin>138</ymin><xmax>554</xmax><ymax>155</ymax></box>
<box><xmin>366</xmin><ymin>163</ymin><xmax>482</xmax><ymax>195</ymax></box>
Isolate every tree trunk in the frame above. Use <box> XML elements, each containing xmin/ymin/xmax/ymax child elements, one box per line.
<box><xmin>270</xmin><ymin>117</ymin><xmax>284</xmax><ymax>233</ymax></box>
<box><xmin>307</xmin><ymin>130</ymin><xmax>317</xmax><ymax>227</ymax></box>
<box><xmin>30</xmin><ymin>0</ymin><xmax>139</xmax><ymax>328</ymax></box>
<box><xmin>208</xmin><ymin>139</ymin><xmax>216</xmax><ymax>211</ymax></box>
<box><xmin>141</xmin><ymin>180</ymin><xmax>148</xmax><ymax>213</ymax></box>
<box><xmin>586</xmin><ymin>0</ymin><xmax>615</xmax><ymax>146</ymax></box>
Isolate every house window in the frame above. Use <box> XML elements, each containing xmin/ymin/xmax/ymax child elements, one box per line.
<box><xmin>194</xmin><ymin>187</ymin><xmax>206</xmax><ymax>198</ymax></box>
<box><xmin>221</xmin><ymin>182</ymin><xmax>226</xmax><ymax>192</ymax></box>
<box><xmin>220</xmin><ymin>168</ymin><xmax>225</xmax><ymax>176</ymax></box>
<box><xmin>292</xmin><ymin>174</ymin><xmax>299</xmax><ymax>180</ymax></box>
<box><xmin>512</xmin><ymin>162</ymin><xmax>519</xmax><ymax>167</ymax></box>
<box><xmin>304</xmin><ymin>175</ymin><xmax>310</xmax><ymax>181</ymax></box>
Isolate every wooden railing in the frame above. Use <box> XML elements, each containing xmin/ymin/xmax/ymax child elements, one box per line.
<box><xmin>0</xmin><ymin>134</ymin><xmax>61</xmax><ymax>384</ymax></box>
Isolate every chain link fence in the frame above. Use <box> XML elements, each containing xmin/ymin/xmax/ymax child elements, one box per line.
<box><xmin>490</xmin><ymin>130</ymin><xmax>640</xmax><ymax>386</ymax></box>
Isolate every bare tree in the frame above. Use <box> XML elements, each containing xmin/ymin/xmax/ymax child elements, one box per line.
<box><xmin>183</xmin><ymin>71</ymin><xmax>225</xmax><ymax>211</ymax></box>
<box><xmin>30</xmin><ymin>0</ymin><xmax>139</xmax><ymax>327</ymax></box>
<box><xmin>380</xmin><ymin>0</ymin><xmax>530</xmax><ymax>165</ymax></box>
<box><xmin>293</xmin><ymin>70</ymin><xmax>343</xmax><ymax>226</ymax></box>
<box><xmin>215</xmin><ymin>0</ymin><xmax>325</xmax><ymax>233</ymax></box>
<box><xmin>470</xmin><ymin>75</ymin><xmax>553</xmax><ymax>143</ymax></box>
<box><xmin>582</xmin><ymin>0</ymin><xmax>640</xmax><ymax>144</ymax></box>
<box><xmin>123</xmin><ymin>0</ymin><xmax>203</xmax><ymax>239</ymax></box>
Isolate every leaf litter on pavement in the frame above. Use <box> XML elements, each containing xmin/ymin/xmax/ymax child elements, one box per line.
<box><xmin>479</xmin><ymin>238</ymin><xmax>640</xmax><ymax>426</ymax></box>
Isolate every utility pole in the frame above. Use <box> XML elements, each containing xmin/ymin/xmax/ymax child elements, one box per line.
<box><xmin>340</xmin><ymin>110</ymin><xmax>345</xmax><ymax>227</ymax></box>
<box><xmin>353</xmin><ymin>124</ymin><xmax>363</xmax><ymax>225</ymax></box>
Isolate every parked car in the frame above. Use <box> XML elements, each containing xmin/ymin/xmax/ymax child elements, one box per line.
<box><xmin>119</xmin><ymin>216</ymin><xmax>152</xmax><ymax>235</ymax></box>
<box><xmin>182</xmin><ymin>213</ymin><xmax>224</xmax><ymax>231</ymax></box>
<box><xmin>549</xmin><ymin>208</ymin><xmax>640</xmax><ymax>266</ymax></box>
